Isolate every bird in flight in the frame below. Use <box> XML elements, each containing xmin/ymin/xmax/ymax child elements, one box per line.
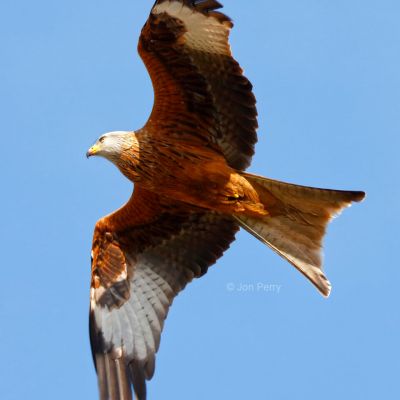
<box><xmin>86</xmin><ymin>1</ymin><xmax>365</xmax><ymax>399</ymax></box>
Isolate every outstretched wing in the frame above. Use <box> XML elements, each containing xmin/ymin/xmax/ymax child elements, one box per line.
<box><xmin>90</xmin><ymin>186</ymin><xmax>238</xmax><ymax>400</ymax></box>
<box><xmin>138</xmin><ymin>0</ymin><xmax>258</xmax><ymax>170</ymax></box>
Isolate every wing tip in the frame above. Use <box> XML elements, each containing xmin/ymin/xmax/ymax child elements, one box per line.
<box><xmin>94</xmin><ymin>352</ymin><xmax>134</xmax><ymax>400</ymax></box>
<box><xmin>129</xmin><ymin>361</ymin><xmax>147</xmax><ymax>400</ymax></box>
<box><xmin>194</xmin><ymin>0</ymin><xmax>233</xmax><ymax>26</ymax></box>
<box><xmin>152</xmin><ymin>0</ymin><xmax>233</xmax><ymax>26</ymax></box>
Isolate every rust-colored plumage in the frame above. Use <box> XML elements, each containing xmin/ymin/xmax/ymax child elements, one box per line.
<box><xmin>87</xmin><ymin>1</ymin><xmax>365</xmax><ymax>399</ymax></box>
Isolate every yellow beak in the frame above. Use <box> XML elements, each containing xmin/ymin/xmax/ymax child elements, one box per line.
<box><xmin>86</xmin><ymin>144</ymin><xmax>100</xmax><ymax>158</ymax></box>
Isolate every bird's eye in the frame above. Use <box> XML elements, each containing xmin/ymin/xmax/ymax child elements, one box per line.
<box><xmin>99</xmin><ymin>136</ymin><xmax>105</xmax><ymax>143</ymax></box>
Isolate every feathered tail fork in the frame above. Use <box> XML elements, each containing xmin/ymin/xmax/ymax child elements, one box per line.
<box><xmin>235</xmin><ymin>173</ymin><xmax>365</xmax><ymax>297</ymax></box>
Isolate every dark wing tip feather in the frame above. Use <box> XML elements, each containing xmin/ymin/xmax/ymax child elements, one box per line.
<box><xmin>195</xmin><ymin>0</ymin><xmax>233</xmax><ymax>27</ymax></box>
<box><xmin>152</xmin><ymin>0</ymin><xmax>232</xmax><ymax>25</ymax></box>
<box><xmin>129</xmin><ymin>362</ymin><xmax>147</xmax><ymax>400</ymax></box>
<box><xmin>94</xmin><ymin>352</ymin><xmax>134</xmax><ymax>400</ymax></box>
<box><xmin>351</xmin><ymin>191</ymin><xmax>366</xmax><ymax>203</ymax></box>
<box><xmin>153</xmin><ymin>0</ymin><xmax>224</xmax><ymax>11</ymax></box>
<box><xmin>91</xmin><ymin>342</ymin><xmax>149</xmax><ymax>400</ymax></box>
<box><xmin>190</xmin><ymin>0</ymin><xmax>232</xmax><ymax>25</ymax></box>
<box><xmin>195</xmin><ymin>0</ymin><xmax>223</xmax><ymax>11</ymax></box>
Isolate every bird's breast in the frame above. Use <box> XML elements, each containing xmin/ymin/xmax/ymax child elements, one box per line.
<box><xmin>116</xmin><ymin>137</ymin><xmax>262</xmax><ymax>214</ymax></box>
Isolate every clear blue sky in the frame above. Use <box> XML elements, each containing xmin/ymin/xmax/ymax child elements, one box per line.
<box><xmin>1</xmin><ymin>1</ymin><xmax>399</xmax><ymax>399</ymax></box>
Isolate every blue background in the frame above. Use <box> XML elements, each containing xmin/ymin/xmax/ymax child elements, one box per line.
<box><xmin>1</xmin><ymin>1</ymin><xmax>399</xmax><ymax>399</ymax></box>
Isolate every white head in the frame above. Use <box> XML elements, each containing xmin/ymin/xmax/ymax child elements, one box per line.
<box><xmin>86</xmin><ymin>131</ymin><xmax>134</xmax><ymax>163</ymax></box>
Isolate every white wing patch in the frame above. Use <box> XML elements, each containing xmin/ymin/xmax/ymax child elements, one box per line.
<box><xmin>90</xmin><ymin>256</ymin><xmax>178</xmax><ymax>363</ymax></box>
<box><xmin>153</xmin><ymin>0</ymin><xmax>231</xmax><ymax>55</ymax></box>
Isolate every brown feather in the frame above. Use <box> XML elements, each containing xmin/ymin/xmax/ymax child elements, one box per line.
<box><xmin>138</xmin><ymin>0</ymin><xmax>257</xmax><ymax>170</ymax></box>
<box><xmin>90</xmin><ymin>186</ymin><xmax>239</xmax><ymax>399</ymax></box>
<box><xmin>236</xmin><ymin>173</ymin><xmax>365</xmax><ymax>296</ymax></box>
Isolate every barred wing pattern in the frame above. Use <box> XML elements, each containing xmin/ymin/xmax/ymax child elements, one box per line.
<box><xmin>139</xmin><ymin>0</ymin><xmax>258</xmax><ymax>170</ymax></box>
<box><xmin>90</xmin><ymin>189</ymin><xmax>238</xmax><ymax>399</ymax></box>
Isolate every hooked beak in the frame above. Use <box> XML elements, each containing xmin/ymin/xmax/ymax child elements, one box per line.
<box><xmin>86</xmin><ymin>144</ymin><xmax>100</xmax><ymax>158</ymax></box>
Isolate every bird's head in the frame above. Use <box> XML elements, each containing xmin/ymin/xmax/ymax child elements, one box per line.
<box><xmin>86</xmin><ymin>131</ymin><xmax>137</xmax><ymax>164</ymax></box>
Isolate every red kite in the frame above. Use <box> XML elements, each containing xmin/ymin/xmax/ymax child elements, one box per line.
<box><xmin>86</xmin><ymin>1</ymin><xmax>365</xmax><ymax>399</ymax></box>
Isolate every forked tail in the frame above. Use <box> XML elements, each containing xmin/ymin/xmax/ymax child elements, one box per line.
<box><xmin>235</xmin><ymin>173</ymin><xmax>365</xmax><ymax>297</ymax></box>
